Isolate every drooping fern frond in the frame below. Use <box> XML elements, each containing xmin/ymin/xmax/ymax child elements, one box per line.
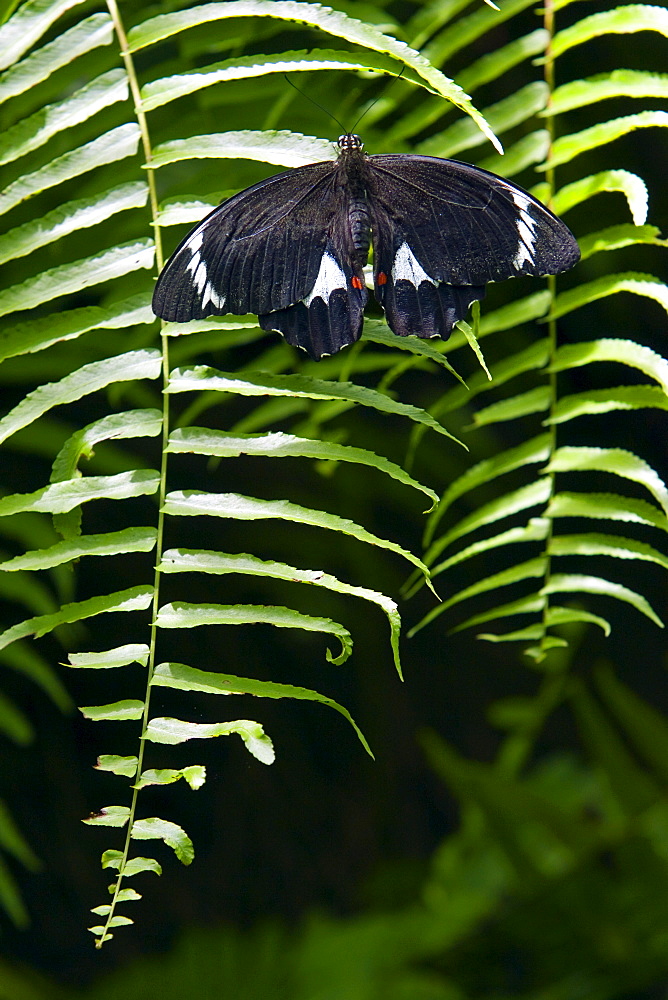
<box><xmin>0</xmin><ymin>0</ymin><xmax>500</xmax><ymax>944</ymax></box>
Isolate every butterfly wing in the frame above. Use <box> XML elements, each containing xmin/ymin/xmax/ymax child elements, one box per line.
<box><xmin>154</xmin><ymin>148</ymin><xmax>579</xmax><ymax>357</ymax></box>
<box><xmin>152</xmin><ymin>161</ymin><xmax>367</xmax><ymax>360</ymax></box>
<box><xmin>366</xmin><ymin>154</ymin><xmax>579</xmax><ymax>340</ymax></box>
<box><xmin>370</xmin><ymin>213</ymin><xmax>486</xmax><ymax>340</ymax></box>
<box><xmin>257</xmin><ymin>233</ymin><xmax>367</xmax><ymax>360</ymax></box>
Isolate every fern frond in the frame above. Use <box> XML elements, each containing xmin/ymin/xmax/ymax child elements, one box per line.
<box><xmin>410</xmin><ymin>0</ymin><xmax>668</xmax><ymax>661</ymax></box>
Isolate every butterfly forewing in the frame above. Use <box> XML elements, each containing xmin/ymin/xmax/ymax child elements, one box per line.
<box><xmin>366</xmin><ymin>155</ymin><xmax>580</xmax><ymax>286</ymax></box>
<box><xmin>153</xmin><ymin>161</ymin><xmax>340</xmax><ymax>321</ymax></box>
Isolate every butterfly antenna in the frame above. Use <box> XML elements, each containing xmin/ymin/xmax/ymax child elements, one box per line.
<box><xmin>283</xmin><ymin>75</ymin><xmax>346</xmax><ymax>133</ymax></box>
<box><xmin>348</xmin><ymin>64</ymin><xmax>407</xmax><ymax>134</ymax></box>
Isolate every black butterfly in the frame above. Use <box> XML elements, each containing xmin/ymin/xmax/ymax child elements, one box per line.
<box><xmin>153</xmin><ymin>134</ymin><xmax>579</xmax><ymax>361</ymax></box>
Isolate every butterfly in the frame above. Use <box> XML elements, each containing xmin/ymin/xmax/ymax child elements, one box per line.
<box><xmin>152</xmin><ymin>133</ymin><xmax>580</xmax><ymax>361</ymax></box>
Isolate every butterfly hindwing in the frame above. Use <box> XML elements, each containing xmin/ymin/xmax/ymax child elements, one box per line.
<box><xmin>259</xmin><ymin>237</ymin><xmax>367</xmax><ymax>359</ymax></box>
<box><xmin>370</xmin><ymin>209</ymin><xmax>486</xmax><ymax>340</ymax></box>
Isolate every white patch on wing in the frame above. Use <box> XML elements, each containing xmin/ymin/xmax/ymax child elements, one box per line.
<box><xmin>511</xmin><ymin>190</ymin><xmax>537</xmax><ymax>268</ymax></box>
<box><xmin>184</xmin><ymin>231</ymin><xmax>225</xmax><ymax>309</ymax></box>
<box><xmin>184</xmin><ymin>255</ymin><xmax>208</xmax><ymax>297</ymax></box>
<box><xmin>201</xmin><ymin>282</ymin><xmax>225</xmax><ymax>310</ymax></box>
<box><xmin>187</xmin><ymin>230</ymin><xmax>204</xmax><ymax>254</ymax></box>
<box><xmin>186</xmin><ymin>250</ymin><xmax>202</xmax><ymax>279</ymax></box>
<box><xmin>391</xmin><ymin>242</ymin><xmax>435</xmax><ymax>286</ymax></box>
<box><xmin>303</xmin><ymin>252</ymin><xmax>347</xmax><ymax>306</ymax></box>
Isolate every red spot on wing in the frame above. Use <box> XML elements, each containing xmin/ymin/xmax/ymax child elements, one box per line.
<box><xmin>351</xmin><ymin>275</ymin><xmax>363</xmax><ymax>290</ymax></box>
<box><xmin>377</xmin><ymin>272</ymin><xmax>387</xmax><ymax>286</ymax></box>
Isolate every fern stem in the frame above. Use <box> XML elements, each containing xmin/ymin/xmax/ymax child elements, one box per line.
<box><xmin>538</xmin><ymin>0</ymin><xmax>560</xmax><ymax>662</ymax></box>
<box><xmin>97</xmin><ymin>0</ymin><xmax>172</xmax><ymax>948</ymax></box>
<box><xmin>106</xmin><ymin>0</ymin><xmax>165</xmax><ymax>270</ymax></box>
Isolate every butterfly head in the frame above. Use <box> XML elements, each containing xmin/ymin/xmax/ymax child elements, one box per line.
<box><xmin>338</xmin><ymin>133</ymin><xmax>364</xmax><ymax>152</ymax></box>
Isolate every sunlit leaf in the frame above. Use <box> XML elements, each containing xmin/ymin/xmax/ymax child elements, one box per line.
<box><xmin>0</xmin><ymin>183</ymin><xmax>149</xmax><ymax>265</ymax></box>
<box><xmin>2</xmin><ymin>527</ymin><xmax>158</xmax><ymax>572</ymax></box>
<box><xmin>431</xmin><ymin>520</ymin><xmax>550</xmax><ymax>578</ymax></box>
<box><xmin>552</xmin><ymin>4</ymin><xmax>668</xmax><ymax>59</ymax></box>
<box><xmin>134</xmin><ymin>766</ymin><xmax>206</xmax><ymax>790</ymax></box>
<box><xmin>96</xmin><ymin>756</ymin><xmax>139</xmax><ymax>777</ymax></box>
<box><xmin>549</xmin><ymin>112</ymin><xmax>668</xmax><ymax>168</ymax></box>
<box><xmin>426</xmin><ymin>435</ymin><xmax>551</xmax><ymax>544</ymax></box>
<box><xmin>418</xmin><ymin>81</ymin><xmax>547</xmax><ymax>158</ymax></box>
<box><xmin>543</xmin><ymin>574</ymin><xmax>663</xmax><ymax>627</ymax></box>
<box><xmin>168</xmin><ymin>426</ymin><xmax>438</xmax><ymax>507</ymax></box>
<box><xmin>0</xmin><ymin>240</ymin><xmax>155</xmax><ymax>319</ymax></box>
<box><xmin>163</xmin><ymin>490</ymin><xmax>432</xmax><ymax>586</ymax></box>
<box><xmin>69</xmin><ymin>644</ymin><xmax>150</xmax><ymax>669</ymax></box>
<box><xmin>100</xmin><ymin>851</ymin><xmax>162</xmax><ymax>876</ymax></box>
<box><xmin>552</xmin><ymin>169</ymin><xmax>648</xmax><ymax>224</ymax></box>
<box><xmin>552</xmin><ymin>272</ymin><xmax>668</xmax><ymax>321</ymax></box>
<box><xmin>450</xmin><ymin>593</ymin><xmax>547</xmax><ymax>633</ymax></box>
<box><xmin>151</xmin><ymin>661</ymin><xmax>373</xmax><ymax>756</ymax></box>
<box><xmin>0</xmin><ymin>471</ymin><xmax>160</xmax><ymax>517</ymax></box>
<box><xmin>152</xmin><ymin>129</ymin><xmax>333</xmax><ymax>171</ymax></box>
<box><xmin>0</xmin><ymin>69</ymin><xmax>128</xmax><ymax>167</ymax></box>
<box><xmin>166</xmin><ymin>366</ymin><xmax>462</xmax><ymax>444</ymax></box>
<box><xmin>549</xmin><ymin>532</ymin><xmax>668</xmax><ymax>570</ymax></box>
<box><xmin>549</xmin><ymin>386</ymin><xmax>668</xmax><ymax>425</ymax></box>
<box><xmin>0</xmin><ymin>350</ymin><xmax>162</xmax><ymax>445</ymax></box>
<box><xmin>0</xmin><ymin>125</ymin><xmax>142</xmax><ymax>219</ymax></box>
<box><xmin>140</xmin><ymin>49</ymin><xmax>426</xmax><ymax>112</ymax></box>
<box><xmin>0</xmin><ymin>587</ymin><xmax>154</xmax><ymax>653</ymax></box>
<box><xmin>0</xmin><ymin>0</ymin><xmax>91</xmax><ymax>70</ymax></box>
<box><xmin>83</xmin><ymin>805</ymin><xmax>130</xmax><ymax>827</ymax></box>
<box><xmin>547</xmin><ymin>492</ymin><xmax>668</xmax><ymax>533</ymax></box>
<box><xmin>131</xmin><ymin>817</ymin><xmax>194</xmax><ymax>865</ymax></box>
<box><xmin>472</xmin><ymin>387</ymin><xmax>551</xmax><ymax>427</ymax></box>
<box><xmin>79</xmin><ymin>700</ymin><xmax>145</xmax><ymax>722</ymax></box>
<box><xmin>155</xmin><ymin>601</ymin><xmax>352</xmax><ymax>665</ymax></box>
<box><xmin>0</xmin><ymin>13</ymin><xmax>112</xmax><ymax>101</ymax></box>
<box><xmin>550</xmin><ymin>338</ymin><xmax>668</xmax><ymax>392</ymax></box>
<box><xmin>578</xmin><ymin>224</ymin><xmax>667</xmax><ymax>261</ymax></box>
<box><xmin>0</xmin><ymin>294</ymin><xmax>154</xmax><ymax>363</ymax></box>
<box><xmin>410</xmin><ymin>558</ymin><xmax>548</xmax><ymax>635</ymax></box>
<box><xmin>545</xmin><ymin>447</ymin><xmax>668</xmax><ymax>516</ymax></box>
<box><xmin>144</xmin><ymin>717</ymin><xmax>275</xmax><ymax>765</ymax></box>
<box><xmin>422</xmin><ymin>480</ymin><xmax>552</xmax><ymax>571</ymax></box>
<box><xmin>128</xmin><ymin>0</ymin><xmax>500</xmax><ymax>150</ymax></box>
<box><xmin>549</xmin><ymin>70</ymin><xmax>668</xmax><ymax>115</ymax></box>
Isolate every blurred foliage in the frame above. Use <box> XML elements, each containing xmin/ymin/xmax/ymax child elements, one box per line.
<box><xmin>4</xmin><ymin>663</ymin><xmax>668</xmax><ymax>998</ymax></box>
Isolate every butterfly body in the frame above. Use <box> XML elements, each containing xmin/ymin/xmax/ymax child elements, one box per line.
<box><xmin>153</xmin><ymin>134</ymin><xmax>579</xmax><ymax>360</ymax></box>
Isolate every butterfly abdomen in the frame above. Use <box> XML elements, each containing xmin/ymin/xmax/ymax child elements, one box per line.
<box><xmin>348</xmin><ymin>197</ymin><xmax>371</xmax><ymax>263</ymax></box>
